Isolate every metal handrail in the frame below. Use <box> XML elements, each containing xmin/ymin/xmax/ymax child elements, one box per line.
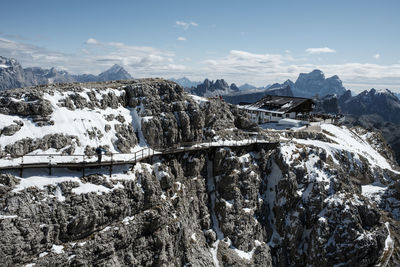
<box><xmin>0</xmin><ymin>135</ymin><xmax>279</xmax><ymax>170</ymax></box>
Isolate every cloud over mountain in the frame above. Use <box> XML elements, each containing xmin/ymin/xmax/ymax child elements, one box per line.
<box><xmin>0</xmin><ymin>37</ymin><xmax>185</xmax><ymax>77</ymax></box>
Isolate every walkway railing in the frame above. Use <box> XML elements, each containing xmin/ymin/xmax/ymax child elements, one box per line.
<box><xmin>0</xmin><ymin>135</ymin><xmax>279</xmax><ymax>177</ymax></box>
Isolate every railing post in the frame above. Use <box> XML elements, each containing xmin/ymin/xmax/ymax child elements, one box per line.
<box><xmin>149</xmin><ymin>148</ymin><xmax>152</xmax><ymax>164</ymax></box>
<box><xmin>109</xmin><ymin>153</ymin><xmax>113</xmax><ymax>178</ymax></box>
<box><xmin>48</xmin><ymin>156</ymin><xmax>52</xmax><ymax>176</ymax></box>
<box><xmin>20</xmin><ymin>156</ymin><xmax>24</xmax><ymax>177</ymax></box>
<box><xmin>82</xmin><ymin>155</ymin><xmax>85</xmax><ymax>178</ymax></box>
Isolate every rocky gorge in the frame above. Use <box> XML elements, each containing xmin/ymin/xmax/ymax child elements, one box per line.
<box><xmin>0</xmin><ymin>79</ymin><xmax>400</xmax><ymax>266</ymax></box>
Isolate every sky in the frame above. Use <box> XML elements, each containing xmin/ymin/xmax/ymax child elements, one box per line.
<box><xmin>1</xmin><ymin>0</ymin><xmax>399</xmax><ymax>92</ymax></box>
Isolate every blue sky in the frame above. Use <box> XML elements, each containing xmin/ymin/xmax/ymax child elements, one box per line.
<box><xmin>1</xmin><ymin>0</ymin><xmax>399</xmax><ymax>92</ymax></box>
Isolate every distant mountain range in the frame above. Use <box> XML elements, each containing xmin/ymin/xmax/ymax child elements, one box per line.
<box><xmin>171</xmin><ymin>69</ymin><xmax>347</xmax><ymax>100</ymax></box>
<box><xmin>176</xmin><ymin>69</ymin><xmax>346</xmax><ymax>104</ymax></box>
<box><xmin>339</xmin><ymin>88</ymin><xmax>400</xmax><ymax>124</ymax></box>
<box><xmin>0</xmin><ymin>56</ymin><xmax>132</xmax><ymax>91</ymax></box>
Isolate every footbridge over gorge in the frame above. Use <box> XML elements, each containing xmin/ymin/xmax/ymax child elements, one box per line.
<box><xmin>0</xmin><ymin>135</ymin><xmax>279</xmax><ymax>178</ymax></box>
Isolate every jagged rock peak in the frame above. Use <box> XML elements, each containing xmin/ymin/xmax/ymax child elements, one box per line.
<box><xmin>230</xmin><ymin>83</ymin><xmax>239</xmax><ymax>91</ymax></box>
<box><xmin>108</xmin><ymin>64</ymin><xmax>124</xmax><ymax>73</ymax></box>
<box><xmin>190</xmin><ymin>78</ymin><xmax>240</xmax><ymax>96</ymax></box>
<box><xmin>0</xmin><ymin>56</ymin><xmax>19</xmax><ymax>68</ymax></box>
<box><xmin>293</xmin><ymin>69</ymin><xmax>346</xmax><ymax>98</ymax></box>
<box><xmin>298</xmin><ymin>69</ymin><xmax>325</xmax><ymax>79</ymax></box>
<box><xmin>97</xmin><ymin>64</ymin><xmax>132</xmax><ymax>81</ymax></box>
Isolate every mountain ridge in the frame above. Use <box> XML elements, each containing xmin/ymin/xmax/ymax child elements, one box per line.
<box><xmin>339</xmin><ymin>88</ymin><xmax>400</xmax><ymax>124</ymax></box>
<box><xmin>0</xmin><ymin>56</ymin><xmax>133</xmax><ymax>90</ymax></box>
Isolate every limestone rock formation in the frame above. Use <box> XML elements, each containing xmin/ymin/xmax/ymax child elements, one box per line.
<box><xmin>0</xmin><ymin>79</ymin><xmax>399</xmax><ymax>266</ymax></box>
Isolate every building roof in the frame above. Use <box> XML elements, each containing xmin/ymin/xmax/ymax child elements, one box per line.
<box><xmin>239</xmin><ymin>95</ymin><xmax>314</xmax><ymax>113</ymax></box>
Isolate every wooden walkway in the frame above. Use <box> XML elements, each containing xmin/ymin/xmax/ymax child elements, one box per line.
<box><xmin>0</xmin><ymin>137</ymin><xmax>279</xmax><ymax>177</ymax></box>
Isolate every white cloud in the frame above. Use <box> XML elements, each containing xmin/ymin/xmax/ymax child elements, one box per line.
<box><xmin>285</xmin><ymin>49</ymin><xmax>291</xmax><ymax>53</ymax></box>
<box><xmin>203</xmin><ymin>50</ymin><xmax>290</xmax><ymax>77</ymax></box>
<box><xmin>177</xmin><ymin>37</ymin><xmax>187</xmax><ymax>41</ymax></box>
<box><xmin>85</xmin><ymin>38</ymin><xmax>98</xmax><ymax>45</ymax></box>
<box><xmin>0</xmin><ymin>37</ymin><xmax>185</xmax><ymax>77</ymax></box>
<box><xmin>305</xmin><ymin>47</ymin><xmax>336</xmax><ymax>54</ymax></box>
<box><xmin>374</xmin><ymin>53</ymin><xmax>380</xmax><ymax>59</ymax></box>
<box><xmin>0</xmin><ymin>37</ymin><xmax>67</xmax><ymax>65</ymax></box>
<box><xmin>175</xmin><ymin>21</ymin><xmax>198</xmax><ymax>30</ymax></box>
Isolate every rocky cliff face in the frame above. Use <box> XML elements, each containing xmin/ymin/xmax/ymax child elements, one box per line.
<box><xmin>293</xmin><ymin>69</ymin><xmax>346</xmax><ymax>98</ymax></box>
<box><xmin>0</xmin><ymin>56</ymin><xmax>27</xmax><ymax>90</ymax></box>
<box><xmin>0</xmin><ymin>79</ymin><xmax>400</xmax><ymax>266</ymax></box>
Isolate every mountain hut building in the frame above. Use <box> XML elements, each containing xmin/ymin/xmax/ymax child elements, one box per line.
<box><xmin>238</xmin><ymin>95</ymin><xmax>315</xmax><ymax>124</ymax></box>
